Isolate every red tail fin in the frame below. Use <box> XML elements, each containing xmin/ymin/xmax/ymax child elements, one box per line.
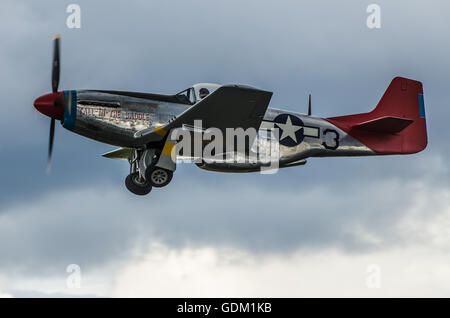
<box><xmin>326</xmin><ymin>77</ymin><xmax>428</xmax><ymax>154</ymax></box>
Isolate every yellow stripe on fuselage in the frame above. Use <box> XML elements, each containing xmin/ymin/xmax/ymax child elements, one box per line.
<box><xmin>161</xmin><ymin>141</ymin><xmax>175</xmax><ymax>157</ymax></box>
<box><xmin>154</xmin><ymin>126</ymin><xmax>167</xmax><ymax>136</ymax></box>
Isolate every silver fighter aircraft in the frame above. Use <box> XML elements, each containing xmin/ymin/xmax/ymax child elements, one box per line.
<box><xmin>34</xmin><ymin>36</ymin><xmax>428</xmax><ymax>195</ymax></box>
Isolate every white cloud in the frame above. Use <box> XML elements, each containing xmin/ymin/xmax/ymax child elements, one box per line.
<box><xmin>110</xmin><ymin>242</ymin><xmax>450</xmax><ymax>297</ymax></box>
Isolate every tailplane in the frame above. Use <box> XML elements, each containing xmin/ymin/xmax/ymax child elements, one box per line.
<box><xmin>326</xmin><ymin>77</ymin><xmax>428</xmax><ymax>154</ymax></box>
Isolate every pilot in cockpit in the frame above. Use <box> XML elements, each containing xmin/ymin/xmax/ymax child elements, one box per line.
<box><xmin>199</xmin><ymin>88</ymin><xmax>210</xmax><ymax>99</ymax></box>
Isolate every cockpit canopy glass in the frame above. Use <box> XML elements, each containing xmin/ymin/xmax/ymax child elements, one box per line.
<box><xmin>192</xmin><ymin>83</ymin><xmax>221</xmax><ymax>102</ymax></box>
<box><xmin>175</xmin><ymin>84</ymin><xmax>222</xmax><ymax>105</ymax></box>
<box><xmin>175</xmin><ymin>87</ymin><xmax>195</xmax><ymax>104</ymax></box>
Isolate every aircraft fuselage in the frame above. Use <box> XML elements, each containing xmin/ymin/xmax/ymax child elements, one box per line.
<box><xmin>59</xmin><ymin>89</ymin><xmax>374</xmax><ymax>172</ymax></box>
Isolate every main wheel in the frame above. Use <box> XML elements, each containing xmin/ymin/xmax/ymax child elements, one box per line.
<box><xmin>125</xmin><ymin>172</ymin><xmax>152</xmax><ymax>195</ymax></box>
<box><xmin>145</xmin><ymin>167</ymin><xmax>173</xmax><ymax>188</ymax></box>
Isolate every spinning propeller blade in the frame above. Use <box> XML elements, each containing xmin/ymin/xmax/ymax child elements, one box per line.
<box><xmin>308</xmin><ymin>94</ymin><xmax>311</xmax><ymax>116</ymax></box>
<box><xmin>47</xmin><ymin>118</ymin><xmax>55</xmax><ymax>173</ymax></box>
<box><xmin>52</xmin><ymin>35</ymin><xmax>60</xmax><ymax>93</ymax></box>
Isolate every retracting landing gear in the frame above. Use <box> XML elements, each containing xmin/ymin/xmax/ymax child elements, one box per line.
<box><xmin>125</xmin><ymin>172</ymin><xmax>152</xmax><ymax>195</ymax></box>
<box><xmin>125</xmin><ymin>148</ymin><xmax>175</xmax><ymax>195</ymax></box>
<box><xmin>125</xmin><ymin>149</ymin><xmax>153</xmax><ymax>195</ymax></box>
<box><xmin>145</xmin><ymin>166</ymin><xmax>173</xmax><ymax>188</ymax></box>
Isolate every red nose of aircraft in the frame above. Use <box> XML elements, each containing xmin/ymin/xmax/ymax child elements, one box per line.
<box><xmin>34</xmin><ymin>92</ymin><xmax>64</xmax><ymax>120</ymax></box>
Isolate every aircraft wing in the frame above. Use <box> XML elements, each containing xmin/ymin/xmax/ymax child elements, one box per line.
<box><xmin>102</xmin><ymin>147</ymin><xmax>132</xmax><ymax>160</ymax></box>
<box><xmin>134</xmin><ymin>85</ymin><xmax>273</xmax><ymax>144</ymax></box>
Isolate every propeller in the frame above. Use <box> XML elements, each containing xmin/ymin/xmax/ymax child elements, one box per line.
<box><xmin>47</xmin><ymin>117</ymin><xmax>55</xmax><ymax>173</ymax></box>
<box><xmin>307</xmin><ymin>94</ymin><xmax>312</xmax><ymax>116</ymax></box>
<box><xmin>34</xmin><ymin>35</ymin><xmax>65</xmax><ymax>173</ymax></box>
<box><xmin>48</xmin><ymin>35</ymin><xmax>60</xmax><ymax>172</ymax></box>
<box><xmin>52</xmin><ymin>35</ymin><xmax>60</xmax><ymax>93</ymax></box>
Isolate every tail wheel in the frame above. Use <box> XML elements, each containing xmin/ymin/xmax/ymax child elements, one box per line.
<box><xmin>125</xmin><ymin>172</ymin><xmax>152</xmax><ymax>195</ymax></box>
<box><xmin>146</xmin><ymin>167</ymin><xmax>173</xmax><ymax>188</ymax></box>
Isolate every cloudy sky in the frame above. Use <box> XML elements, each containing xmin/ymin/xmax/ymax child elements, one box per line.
<box><xmin>0</xmin><ymin>0</ymin><xmax>449</xmax><ymax>297</ymax></box>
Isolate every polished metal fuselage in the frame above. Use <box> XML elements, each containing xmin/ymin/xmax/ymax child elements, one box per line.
<box><xmin>69</xmin><ymin>90</ymin><xmax>190</xmax><ymax>148</ymax></box>
<box><xmin>62</xmin><ymin>89</ymin><xmax>374</xmax><ymax>171</ymax></box>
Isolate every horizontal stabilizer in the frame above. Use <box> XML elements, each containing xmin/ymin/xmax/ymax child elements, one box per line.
<box><xmin>352</xmin><ymin>116</ymin><xmax>413</xmax><ymax>134</ymax></box>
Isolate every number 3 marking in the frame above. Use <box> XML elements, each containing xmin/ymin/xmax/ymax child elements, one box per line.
<box><xmin>322</xmin><ymin>129</ymin><xmax>339</xmax><ymax>150</ymax></box>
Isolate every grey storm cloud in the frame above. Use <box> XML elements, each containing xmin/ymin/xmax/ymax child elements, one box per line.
<box><xmin>0</xmin><ymin>163</ymin><xmax>447</xmax><ymax>276</ymax></box>
<box><xmin>0</xmin><ymin>0</ymin><xmax>449</xmax><ymax>293</ymax></box>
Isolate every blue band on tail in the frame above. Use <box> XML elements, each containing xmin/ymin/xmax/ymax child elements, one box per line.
<box><xmin>418</xmin><ymin>94</ymin><xmax>425</xmax><ymax>118</ymax></box>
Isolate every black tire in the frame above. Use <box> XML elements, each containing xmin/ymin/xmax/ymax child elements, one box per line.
<box><xmin>125</xmin><ymin>173</ymin><xmax>152</xmax><ymax>195</ymax></box>
<box><xmin>145</xmin><ymin>167</ymin><xmax>173</xmax><ymax>188</ymax></box>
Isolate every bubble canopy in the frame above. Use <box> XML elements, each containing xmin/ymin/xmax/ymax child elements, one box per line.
<box><xmin>175</xmin><ymin>83</ymin><xmax>221</xmax><ymax>104</ymax></box>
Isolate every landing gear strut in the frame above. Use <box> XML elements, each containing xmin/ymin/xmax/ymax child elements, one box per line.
<box><xmin>125</xmin><ymin>148</ymin><xmax>175</xmax><ymax>195</ymax></box>
<box><xmin>125</xmin><ymin>149</ymin><xmax>152</xmax><ymax>195</ymax></box>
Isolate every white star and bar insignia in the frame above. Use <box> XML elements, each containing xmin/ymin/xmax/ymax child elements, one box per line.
<box><xmin>259</xmin><ymin>114</ymin><xmax>320</xmax><ymax>147</ymax></box>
